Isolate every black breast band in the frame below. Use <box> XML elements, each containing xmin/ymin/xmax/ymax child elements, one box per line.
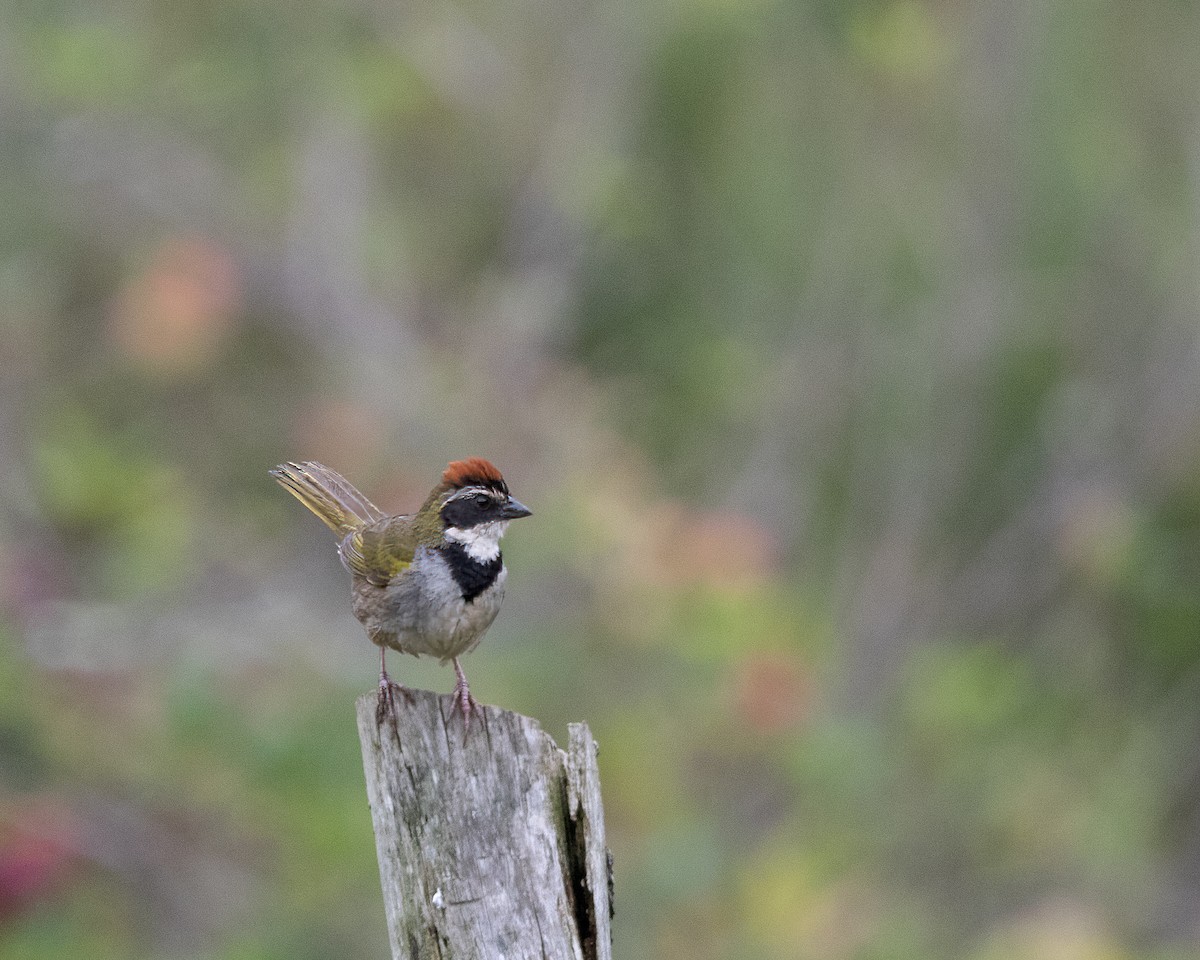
<box><xmin>440</xmin><ymin>544</ymin><xmax>502</xmax><ymax>602</ymax></box>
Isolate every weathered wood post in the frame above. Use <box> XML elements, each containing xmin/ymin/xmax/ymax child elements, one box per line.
<box><xmin>356</xmin><ymin>689</ymin><xmax>612</xmax><ymax>960</ymax></box>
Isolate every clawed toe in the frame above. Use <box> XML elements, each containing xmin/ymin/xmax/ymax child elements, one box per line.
<box><xmin>454</xmin><ymin>686</ymin><xmax>482</xmax><ymax>732</ymax></box>
<box><xmin>375</xmin><ymin>674</ymin><xmax>413</xmax><ymax>732</ymax></box>
<box><xmin>451</xmin><ymin>658</ymin><xmax>482</xmax><ymax>742</ymax></box>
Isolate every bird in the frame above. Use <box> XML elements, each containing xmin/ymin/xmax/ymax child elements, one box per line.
<box><xmin>269</xmin><ymin>457</ymin><xmax>532</xmax><ymax>733</ymax></box>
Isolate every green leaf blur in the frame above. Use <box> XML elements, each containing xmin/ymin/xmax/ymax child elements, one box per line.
<box><xmin>1</xmin><ymin>0</ymin><xmax>1199</xmax><ymax>957</ymax></box>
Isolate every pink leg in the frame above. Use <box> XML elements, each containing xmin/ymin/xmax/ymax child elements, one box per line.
<box><xmin>375</xmin><ymin>647</ymin><xmax>413</xmax><ymax>730</ymax></box>
<box><xmin>451</xmin><ymin>658</ymin><xmax>482</xmax><ymax>739</ymax></box>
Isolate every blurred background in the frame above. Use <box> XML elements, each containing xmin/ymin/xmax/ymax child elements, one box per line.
<box><xmin>2</xmin><ymin>0</ymin><xmax>1200</xmax><ymax>957</ymax></box>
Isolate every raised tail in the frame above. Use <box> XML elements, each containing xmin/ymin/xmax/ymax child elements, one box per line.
<box><xmin>269</xmin><ymin>461</ymin><xmax>387</xmax><ymax>538</ymax></box>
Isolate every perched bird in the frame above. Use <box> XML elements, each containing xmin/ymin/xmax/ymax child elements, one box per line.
<box><xmin>269</xmin><ymin>457</ymin><xmax>532</xmax><ymax>732</ymax></box>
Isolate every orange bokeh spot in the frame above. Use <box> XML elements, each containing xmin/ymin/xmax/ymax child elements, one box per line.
<box><xmin>732</xmin><ymin>652</ymin><xmax>812</xmax><ymax>734</ymax></box>
<box><xmin>108</xmin><ymin>235</ymin><xmax>242</xmax><ymax>375</ymax></box>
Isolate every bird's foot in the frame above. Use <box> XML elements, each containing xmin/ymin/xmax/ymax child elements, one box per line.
<box><xmin>375</xmin><ymin>671</ymin><xmax>414</xmax><ymax>731</ymax></box>
<box><xmin>451</xmin><ymin>659</ymin><xmax>482</xmax><ymax>742</ymax></box>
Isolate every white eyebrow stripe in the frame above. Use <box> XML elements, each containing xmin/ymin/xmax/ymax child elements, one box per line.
<box><xmin>444</xmin><ymin>485</ymin><xmax>502</xmax><ymax>503</ymax></box>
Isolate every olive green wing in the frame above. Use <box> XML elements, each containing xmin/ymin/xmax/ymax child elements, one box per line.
<box><xmin>339</xmin><ymin>516</ymin><xmax>420</xmax><ymax>587</ymax></box>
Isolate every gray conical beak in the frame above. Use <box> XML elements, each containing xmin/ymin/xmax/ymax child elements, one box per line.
<box><xmin>501</xmin><ymin>497</ymin><xmax>532</xmax><ymax>520</ymax></box>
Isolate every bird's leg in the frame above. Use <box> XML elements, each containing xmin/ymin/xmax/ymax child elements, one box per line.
<box><xmin>451</xmin><ymin>657</ymin><xmax>482</xmax><ymax>738</ymax></box>
<box><xmin>375</xmin><ymin>647</ymin><xmax>413</xmax><ymax>730</ymax></box>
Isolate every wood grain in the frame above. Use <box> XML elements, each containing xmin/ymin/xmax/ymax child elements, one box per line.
<box><xmin>356</xmin><ymin>690</ymin><xmax>612</xmax><ymax>960</ymax></box>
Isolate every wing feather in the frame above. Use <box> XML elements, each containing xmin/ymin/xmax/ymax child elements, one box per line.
<box><xmin>340</xmin><ymin>517</ymin><xmax>418</xmax><ymax>586</ymax></box>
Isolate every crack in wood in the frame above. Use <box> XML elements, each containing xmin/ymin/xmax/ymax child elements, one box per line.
<box><xmin>357</xmin><ymin>691</ymin><xmax>612</xmax><ymax>960</ymax></box>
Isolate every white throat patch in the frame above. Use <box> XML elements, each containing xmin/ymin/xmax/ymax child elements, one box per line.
<box><xmin>445</xmin><ymin>521</ymin><xmax>509</xmax><ymax>563</ymax></box>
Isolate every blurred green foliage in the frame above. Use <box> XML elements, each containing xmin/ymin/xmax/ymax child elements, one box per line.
<box><xmin>2</xmin><ymin>0</ymin><xmax>1200</xmax><ymax>958</ymax></box>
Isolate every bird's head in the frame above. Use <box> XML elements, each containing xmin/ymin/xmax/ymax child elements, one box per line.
<box><xmin>430</xmin><ymin>458</ymin><xmax>532</xmax><ymax>562</ymax></box>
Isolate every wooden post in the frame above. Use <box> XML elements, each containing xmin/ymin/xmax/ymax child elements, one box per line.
<box><xmin>356</xmin><ymin>690</ymin><xmax>613</xmax><ymax>960</ymax></box>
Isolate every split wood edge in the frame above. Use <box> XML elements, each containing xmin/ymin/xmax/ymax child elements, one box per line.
<box><xmin>356</xmin><ymin>689</ymin><xmax>613</xmax><ymax>960</ymax></box>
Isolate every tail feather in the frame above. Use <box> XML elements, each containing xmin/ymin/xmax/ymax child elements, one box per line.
<box><xmin>270</xmin><ymin>461</ymin><xmax>386</xmax><ymax>537</ymax></box>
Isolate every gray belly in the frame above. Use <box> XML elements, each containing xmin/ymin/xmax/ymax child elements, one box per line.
<box><xmin>352</xmin><ymin>546</ymin><xmax>507</xmax><ymax>662</ymax></box>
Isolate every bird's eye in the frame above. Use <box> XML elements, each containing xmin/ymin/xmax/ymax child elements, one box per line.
<box><xmin>473</xmin><ymin>494</ymin><xmax>490</xmax><ymax>507</ymax></box>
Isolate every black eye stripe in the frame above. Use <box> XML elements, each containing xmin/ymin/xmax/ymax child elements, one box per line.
<box><xmin>442</xmin><ymin>496</ymin><xmax>496</xmax><ymax>529</ymax></box>
<box><xmin>440</xmin><ymin>482</ymin><xmax>513</xmax><ymax>528</ymax></box>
